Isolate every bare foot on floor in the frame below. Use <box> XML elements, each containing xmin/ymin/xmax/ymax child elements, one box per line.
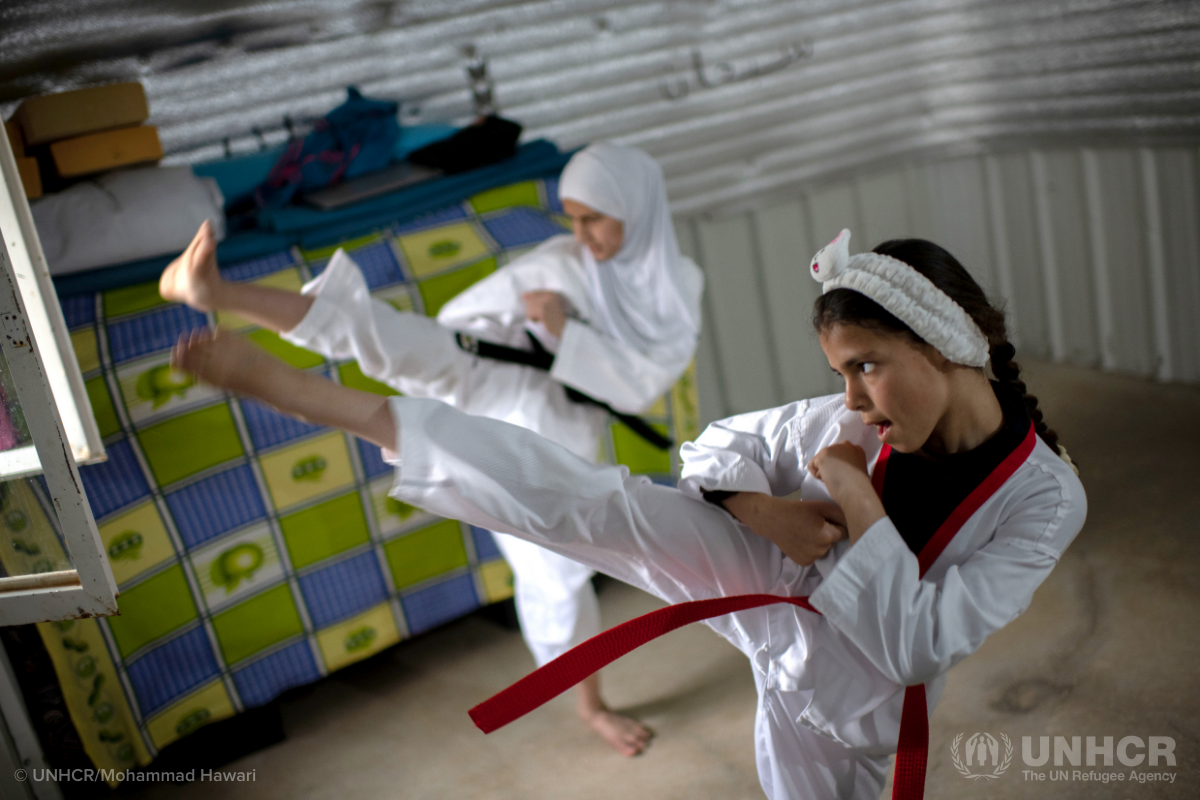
<box><xmin>582</xmin><ymin>708</ymin><xmax>653</xmax><ymax>757</ymax></box>
<box><xmin>171</xmin><ymin>328</ymin><xmax>279</xmax><ymax>397</ymax></box>
<box><xmin>159</xmin><ymin>219</ymin><xmax>224</xmax><ymax>312</ymax></box>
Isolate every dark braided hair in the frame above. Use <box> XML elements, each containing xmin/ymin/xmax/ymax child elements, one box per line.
<box><xmin>811</xmin><ymin>238</ymin><xmax>1062</xmax><ymax>455</ymax></box>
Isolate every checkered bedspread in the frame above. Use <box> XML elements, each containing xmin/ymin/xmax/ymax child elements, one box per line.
<box><xmin>22</xmin><ymin>177</ymin><xmax>698</xmax><ymax>781</ymax></box>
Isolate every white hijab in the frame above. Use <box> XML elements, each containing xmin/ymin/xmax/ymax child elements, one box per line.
<box><xmin>558</xmin><ymin>142</ymin><xmax>703</xmax><ymax>364</ymax></box>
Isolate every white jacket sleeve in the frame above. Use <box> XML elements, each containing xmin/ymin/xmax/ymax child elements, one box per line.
<box><xmin>436</xmin><ymin>235</ymin><xmax>592</xmax><ymax>349</ymax></box>
<box><xmin>808</xmin><ymin>465</ymin><xmax>1087</xmax><ymax>686</ymax></box>
<box><xmin>677</xmin><ymin>401</ymin><xmax>815</xmax><ymax>500</ymax></box>
<box><xmin>550</xmin><ymin>320</ymin><xmax>693</xmax><ymax>414</ymax></box>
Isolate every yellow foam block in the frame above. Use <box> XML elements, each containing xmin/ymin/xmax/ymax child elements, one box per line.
<box><xmin>15</xmin><ymin>82</ymin><xmax>148</xmax><ymax>146</ymax></box>
<box><xmin>16</xmin><ymin>156</ymin><xmax>41</xmax><ymax>199</ymax></box>
<box><xmin>5</xmin><ymin>121</ymin><xmax>24</xmax><ymax>158</ymax></box>
<box><xmin>50</xmin><ymin>125</ymin><xmax>162</xmax><ymax>178</ymax></box>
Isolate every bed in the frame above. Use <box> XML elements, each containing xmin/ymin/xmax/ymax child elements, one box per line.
<box><xmin>15</xmin><ymin>155</ymin><xmax>699</xmax><ymax>781</ymax></box>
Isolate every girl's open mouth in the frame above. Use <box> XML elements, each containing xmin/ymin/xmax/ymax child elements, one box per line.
<box><xmin>876</xmin><ymin>421</ymin><xmax>892</xmax><ymax>441</ymax></box>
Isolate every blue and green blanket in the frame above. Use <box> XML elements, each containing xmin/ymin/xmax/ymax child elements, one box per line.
<box><xmin>16</xmin><ymin>176</ymin><xmax>698</xmax><ymax>782</ymax></box>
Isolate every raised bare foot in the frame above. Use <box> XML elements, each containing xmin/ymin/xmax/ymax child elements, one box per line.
<box><xmin>159</xmin><ymin>220</ymin><xmax>225</xmax><ymax>312</ymax></box>
<box><xmin>171</xmin><ymin>328</ymin><xmax>280</xmax><ymax>398</ymax></box>
<box><xmin>581</xmin><ymin>708</ymin><xmax>653</xmax><ymax>757</ymax></box>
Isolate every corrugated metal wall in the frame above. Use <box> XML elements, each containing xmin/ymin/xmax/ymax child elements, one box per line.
<box><xmin>679</xmin><ymin>144</ymin><xmax>1200</xmax><ymax>425</ymax></box>
<box><xmin>3</xmin><ymin>0</ymin><xmax>1198</xmax><ymax>215</ymax></box>
<box><xmin>2</xmin><ymin>0</ymin><xmax>1198</xmax><ymax>420</ymax></box>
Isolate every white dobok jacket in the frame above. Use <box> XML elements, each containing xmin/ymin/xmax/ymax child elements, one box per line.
<box><xmin>385</xmin><ymin>392</ymin><xmax>1087</xmax><ymax>799</ymax></box>
<box><xmin>438</xmin><ymin>233</ymin><xmax>698</xmax><ymax>417</ymax></box>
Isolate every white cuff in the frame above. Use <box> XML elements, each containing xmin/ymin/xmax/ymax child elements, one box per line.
<box><xmin>549</xmin><ymin>318</ymin><xmax>589</xmax><ymax>382</ymax></box>
<box><xmin>676</xmin><ymin>460</ymin><xmax>774</xmax><ymax>500</ymax></box>
<box><xmin>524</xmin><ymin>320</ymin><xmax>561</xmax><ymax>354</ymax></box>
<box><xmin>550</xmin><ymin>319</ymin><xmax>667</xmax><ymax>414</ymax></box>
<box><xmin>281</xmin><ymin>249</ymin><xmax>361</xmax><ymax>345</ymax></box>
<box><xmin>809</xmin><ymin>516</ymin><xmax>906</xmax><ymax>621</ymax></box>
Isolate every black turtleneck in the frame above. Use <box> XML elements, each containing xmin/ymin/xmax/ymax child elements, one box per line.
<box><xmin>881</xmin><ymin>381</ymin><xmax>1031</xmax><ymax>556</ymax></box>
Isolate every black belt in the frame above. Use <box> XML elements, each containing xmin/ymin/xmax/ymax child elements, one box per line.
<box><xmin>455</xmin><ymin>331</ymin><xmax>673</xmax><ymax>451</ymax></box>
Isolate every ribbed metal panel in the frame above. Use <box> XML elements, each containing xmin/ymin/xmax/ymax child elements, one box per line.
<box><xmin>3</xmin><ymin>0</ymin><xmax>1198</xmax><ymax>214</ymax></box>
<box><xmin>684</xmin><ymin>144</ymin><xmax>1200</xmax><ymax>427</ymax></box>
<box><xmin>1</xmin><ymin>2</ymin><xmax>1196</xmax><ymax>421</ymax></box>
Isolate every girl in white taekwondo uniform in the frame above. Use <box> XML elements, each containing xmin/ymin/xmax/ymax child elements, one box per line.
<box><xmin>158</xmin><ymin>142</ymin><xmax>704</xmax><ymax>756</ymax></box>
<box><xmin>169</xmin><ymin>230</ymin><xmax>1085</xmax><ymax>799</ymax></box>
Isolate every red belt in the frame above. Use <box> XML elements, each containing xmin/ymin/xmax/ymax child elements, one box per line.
<box><xmin>471</xmin><ymin>424</ymin><xmax>1036</xmax><ymax>800</ymax></box>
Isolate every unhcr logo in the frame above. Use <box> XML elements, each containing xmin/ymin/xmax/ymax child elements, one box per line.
<box><xmin>950</xmin><ymin>732</ymin><xmax>1013</xmax><ymax>780</ymax></box>
<box><xmin>1019</xmin><ymin>735</ymin><xmax>1177</xmax><ymax>784</ymax></box>
<box><xmin>947</xmin><ymin>733</ymin><xmax>1179</xmax><ymax>784</ymax></box>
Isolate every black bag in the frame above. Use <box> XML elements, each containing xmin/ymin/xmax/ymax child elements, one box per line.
<box><xmin>408</xmin><ymin>115</ymin><xmax>522</xmax><ymax>174</ymax></box>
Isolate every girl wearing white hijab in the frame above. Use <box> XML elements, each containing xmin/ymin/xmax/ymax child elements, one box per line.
<box><xmin>160</xmin><ymin>142</ymin><xmax>704</xmax><ymax>755</ymax></box>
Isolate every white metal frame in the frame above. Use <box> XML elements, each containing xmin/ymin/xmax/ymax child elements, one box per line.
<box><xmin>0</xmin><ymin>224</ymin><xmax>118</xmax><ymax>624</ymax></box>
<box><xmin>0</xmin><ymin>124</ymin><xmax>104</xmax><ymax>469</ymax></box>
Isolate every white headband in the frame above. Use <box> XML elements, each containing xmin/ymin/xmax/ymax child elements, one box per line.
<box><xmin>809</xmin><ymin>229</ymin><xmax>990</xmax><ymax>368</ymax></box>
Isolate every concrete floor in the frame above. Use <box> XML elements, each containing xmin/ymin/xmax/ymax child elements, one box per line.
<box><xmin>120</xmin><ymin>360</ymin><xmax>1199</xmax><ymax>799</ymax></box>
